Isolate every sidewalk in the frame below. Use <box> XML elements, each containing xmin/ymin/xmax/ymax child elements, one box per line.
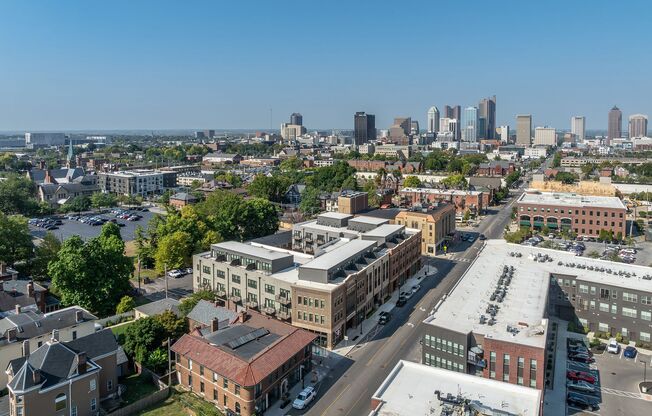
<box><xmin>263</xmin><ymin>262</ymin><xmax>438</xmax><ymax>416</ymax></box>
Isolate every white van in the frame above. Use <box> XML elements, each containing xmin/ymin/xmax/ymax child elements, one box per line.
<box><xmin>607</xmin><ymin>338</ymin><xmax>620</xmax><ymax>354</ymax></box>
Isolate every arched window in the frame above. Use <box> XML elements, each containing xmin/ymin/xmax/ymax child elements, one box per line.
<box><xmin>235</xmin><ymin>402</ymin><xmax>241</xmax><ymax>414</ymax></box>
<box><xmin>55</xmin><ymin>393</ymin><xmax>67</xmax><ymax>411</ymax></box>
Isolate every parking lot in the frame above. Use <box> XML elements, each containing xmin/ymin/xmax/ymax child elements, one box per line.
<box><xmin>546</xmin><ymin>319</ymin><xmax>652</xmax><ymax>416</ymax></box>
<box><xmin>29</xmin><ymin>209</ymin><xmax>157</xmax><ymax>242</ymax></box>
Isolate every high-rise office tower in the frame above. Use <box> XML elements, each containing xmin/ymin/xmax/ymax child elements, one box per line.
<box><xmin>389</xmin><ymin>117</ymin><xmax>411</xmax><ymax>139</ymax></box>
<box><xmin>354</xmin><ymin>112</ymin><xmax>376</xmax><ymax>145</ymax></box>
<box><xmin>498</xmin><ymin>126</ymin><xmax>510</xmax><ymax>143</ymax></box>
<box><xmin>290</xmin><ymin>112</ymin><xmax>303</xmax><ymax>126</ymax></box>
<box><xmin>461</xmin><ymin>106</ymin><xmax>479</xmax><ymax>142</ymax></box>
<box><xmin>516</xmin><ymin>115</ymin><xmax>532</xmax><ymax>146</ymax></box>
<box><xmin>628</xmin><ymin>114</ymin><xmax>648</xmax><ymax>138</ymax></box>
<box><xmin>444</xmin><ymin>105</ymin><xmax>462</xmax><ymax>140</ymax></box>
<box><xmin>411</xmin><ymin>120</ymin><xmax>420</xmax><ymax>135</ymax></box>
<box><xmin>427</xmin><ymin>106</ymin><xmax>440</xmax><ymax>133</ymax></box>
<box><xmin>533</xmin><ymin>127</ymin><xmax>557</xmax><ymax>146</ymax></box>
<box><xmin>478</xmin><ymin>95</ymin><xmax>496</xmax><ymax>140</ymax></box>
<box><xmin>607</xmin><ymin>106</ymin><xmax>622</xmax><ymax>143</ymax></box>
<box><xmin>571</xmin><ymin>116</ymin><xmax>586</xmax><ymax>141</ymax></box>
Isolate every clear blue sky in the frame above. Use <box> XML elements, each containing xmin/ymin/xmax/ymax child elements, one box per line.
<box><xmin>1</xmin><ymin>1</ymin><xmax>650</xmax><ymax>131</ymax></box>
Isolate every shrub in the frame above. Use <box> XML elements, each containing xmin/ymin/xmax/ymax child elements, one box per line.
<box><xmin>615</xmin><ymin>332</ymin><xmax>623</xmax><ymax>343</ymax></box>
<box><xmin>636</xmin><ymin>341</ymin><xmax>652</xmax><ymax>349</ymax></box>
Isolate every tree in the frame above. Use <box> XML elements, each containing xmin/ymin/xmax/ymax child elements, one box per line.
<box><xmin>280</xmin><ymin>157</ymin><xmax>304</xmax><ymax>171</ymax></box>
<box><xmin>179</xmin><ymin>290</ymin><xmax>216</xmax><ymax>317</ymax></box>
<box><xmin>441</xmin><ymin>174</ymin><xmax>468</xmax><ymax>189</ymax></box>
<box><xmin>0</xmin><ymin>213</ymin><xmax>33</xmax><ymax>266</ymax></box>
<box><xmin>504</xmin><ymin>171</ymin><xmax>521</xmax><ymax>188</ymax></box>
<box><xmin>116</xmin><ymin>296</ymin><xmax>136</xmax><ymax>314</ymax></box>
<box><xmin>555</xmin><ymin>172</ymin><xmax>577</xmax><ymax>184</ymax></box>
<box><xmin>154</xmin><ymin>230</ymin><xmax>193</xmax><ymax>273</ymax></box>
<box><xmin>90</xmin><ymin>193</ymin><xmax>117</xmax><ymax>209</ymax></box>
<box><xmin>0</xmin><ymin>174</ymin><xmax>40</xmax><ymax>215</ymax></box>
<box><xmin>31</xmin><ymin>232</ymin><xmax>61</xmax><ymax>280</ymax></box>
<box><xmin>122</xmin><ymin>316</ymin><xmax>166</xmax><ymax>363</ymax></box>
<box><xmin>239</xmin><ymin>198</ymin><xmax>279</xmax><ymax>241</ymax></box>
<box><xmin>402</xmin><ymin>176</ymin><xmax>422</xmax><ymax>188</ymax></box>
<box><xmin>146</xmin><ymin>348</ymin><xmax>168</xmax><ymax>374</ymax></box>
<box><xmin>247</xmin><ymin>175</ymin><xmax>289</xmax><ymax>202</ymax></box>
<box><xmin>49</xmin><ymin>223</ymin><xmax>133</xmax><ymax>316</ymax></box>
<box><xmin>551</xmin><ymin>152</ymin><xmax>562</xmax><ymax>168</ymax></box>
<box><xmin>299</xmin><ymin>187</ymin><xmax>321</xmax><ymax>215</ymax></box>
<box><xmin>154</xmin><ymin>310</ymin><xmax>188</xmax><ymax>340</ymax></box>
<box><xmin>60</xmin><ymin>196</ymin><xmax>91</xmax><ymax>213</ymax></box>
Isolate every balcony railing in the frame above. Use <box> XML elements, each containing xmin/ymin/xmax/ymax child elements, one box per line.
<box><xmin>245</xmin><ymin>300</ymin><xmax>258</xmax><ymax>309</ymax></box>
<box><xmin>262</xmin><ymin>307</ymin><xmax>276</xmax><ymax>315</ymax></box>
<box><xmin>275</xmin><ymin>295</ymin><xmax>291</xmax><ymax>306</ymax></box>
<box><xmin>277</xmin><ymin>311</ymin><xmax>291</xmax><ymax>320</ymax></box>
<box><xmin>215</xmin><ymin>290</ymin><xmax>226</xmax><ymax>298</ymax></box>
<box><xmin>229</xmin><ymin>295</ymin><xmax>242</xmax><ymax>303</ymax></box>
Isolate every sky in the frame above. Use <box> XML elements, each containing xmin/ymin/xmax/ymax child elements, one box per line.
<box><xmin>0</xmin><ymin>0</ymin><xmax>651</xmax><ymax>132</ymax></box>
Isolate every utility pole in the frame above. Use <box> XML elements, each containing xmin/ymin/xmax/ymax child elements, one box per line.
<box><xmin>164</xmin><ymin>264</ymin><xmax>168</xmax><ymax>299</ymax></box>
<box><xmin>168</xmin><ymin>337</ymin><xmax>172</xmax><ymax>386</ymax></box>
<box><xmin>137</xmin><ymin>255</ymin><xmax>141</xmax><ymax>292</ymax></box>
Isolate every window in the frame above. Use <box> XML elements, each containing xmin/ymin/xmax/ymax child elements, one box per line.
<box><xmin>642</xmin><ymin>295</ymin><xmax>652</xmax><ymax>305</ymax></box>
<box><xmin>623</xmin><ymin>292</ymin><xmax>638</xmax><ymax>303</ymax></box>
<box><xmin>517</xmin><ymin>357</ymin><xmax>524</xmax><ymax>385</ymax></box>
<box><xmin>72</xmin><ymin>331</ymin><xmax>77</xmax><ymax>340</ymax></box>
<box><xmin>200</xmin><ymin>365</ymin><xmax>204</xmax><ymax>376</ymax></box>
<box><xmin>641</xmin><ymin>311</ymin><xmax>651</xmax><ymax>321</ymax></box>
<box><xmin>579</xmin><ymin>284</ymin><xmax>588</xmax><ymax>294</ymax></box>
<box><xmin>622</xmin><ymin>307</ymin><xmax>637</xmax><ymax>318</ymax></box>
<box><xmin>599</xmin><ymin>322</ymin><xmax>609</xmax><ymax>332</ymax></box>
<box><xmin>611</xmin><ymin>304</ymin><xmax>617</xmax><ymax>314</ymax></box>
<box><xmin>90</xmin><ymin>379</ymin><xmax>96</xmax><ymax>391</ymax></box>
<box><xmin>108</xmin><ymin>380</ymin><xmax>113</xmax><ymax>391</ymax></box>
<box><xmin>590</xmin><ymin>301</ymin><xmax>595</xmax><ymax>310</ymax></box>
<box><xmin>71</xmin><ymin>406</ymin><xmax>77</xmax><ymax>416</ymax></box>
<box><xmin>91</xmin><ymin>398</ymin><xmax>97</xmax><ymax>412</ymax></box>
<box><xmin>641</xmin><ymin>332</ymin><xmax>651</xmax><ymax>342</ymax></box>
<box><xmin>203</xmin><ymin>265</ymin><xmax>211</xmax><ymax>274</ymax></box>
<box><xmin>235</xmin><ymin>384</ymin><xmax>241</xmax><ymax>396</ymax></box>
<box><xmin>216</xmin><ymin>270</ymin><xmax>225</xmax><ymax>278</ymax></box>
<box><xmin>235</xmin><ymin>402</ymin><xmax>241</xmax><ymax>414</ymax></box>
<box><xmin>213</xmin><ymin>389</ymin><xmax>218</xmax><ymax>401</ymax></box>
<box><xmin>55</xmin><ymin>394</ymin><xmax>67</xmax><ymax>411</ymax></box>
<box><xmin>529</xmin><ymin>359</ymin><xmax>537</xmax><ymax>388</ymax></box>
<box><xmin>247</xmin><ymin>279</ymin><xmax>257</xmax><ymax>289</ymax></box>
<box><xmin>600</xmin><ymin>288</ymin><xmax>610</xmax><ymax>299</ymax></box>
<box><xmin>599</xmin><ymin>303</ymin><xmax>609</xmax><ymax>312</ymax></box>
<box><xmin>503</xmin><ymin>354</ymin><xmax>510</xmax><ymax>382</ymax></box>
<box><xmin>232</xmin><ymin>275</ymin><xmax>241</xmax><ymax>284</ymax></box>
<box><xmin>224</xmin><ymin>396</ymin><xmax>227</xmax><ymax>406</ymax></box>
<box><xmin>200</xmin><ymin>381</ymin><xmax>205</xmax><ymax>393</ymax></box>
<box><xmin>489</xmin><ymin>352</ymin><xmax>496</xmax><ymax>379</ymax></box>
<box><xmin>223</xmin><ymin>378</ymin><xmax>229</xmax><ymax>389</ymax></box>
<box><xmin>264</xmin><ymin>284</ymin><xmax>275</xmax><ymax>294</ymax></box>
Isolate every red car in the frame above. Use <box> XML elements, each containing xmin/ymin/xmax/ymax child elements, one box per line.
<box><xmin>567</xmin><ymin>370</ymin><xmax>596</xmax><ymax>384</ymax></box>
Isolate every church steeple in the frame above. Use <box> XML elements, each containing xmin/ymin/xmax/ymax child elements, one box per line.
<box><xmin>66</xmin><ymin>137</ymin><xmax>75</xmax><ymax>168</ymax></box>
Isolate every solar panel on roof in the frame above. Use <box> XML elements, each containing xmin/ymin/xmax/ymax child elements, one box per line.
<box><xmin>226</xmin><ymin>328</ymin><xmax>269</xmax><ymax>349</ymax></box>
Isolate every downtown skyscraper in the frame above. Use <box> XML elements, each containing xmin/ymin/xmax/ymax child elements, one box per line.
<box><xmin>478</xmin><ymin>95</ymin><xmax>496</xmax><ymax>140</ymax></box>
<box><xmin>353</xmin><ymin>112</ymin><xmax>376</xmax><ymax>145</ymax></box>
<box><xmin>628</xmin><ymin>114</ymin><xmax>648</xmax><ymax>138</ymax></box>
<box><xmin>427</xmin><ymin>106</ymin><xmax>440</xmax><ymax>133</ymax></box>
<box><xmin>461</xmin><ymin>106</ymin><xmax>479</xmax><ymax>142</ymax></box>
<box><xmin>516</xmin><ymin>114</ymin><xmax>532</xmax><ymax>146</ymax></box>
<box><xmin>444</xmin><ymin>105</ymin><xmax>462</xmax><ymax>140</ymax></box>
<box><xmin>608</xmin><ymin>106</ymin><xmax>622</xmax><ymax>143</ymax></box>
<box><xmin>571</xmin><ymin>116</ymin><xmax>586</xmax><ymax>141</ymax></box>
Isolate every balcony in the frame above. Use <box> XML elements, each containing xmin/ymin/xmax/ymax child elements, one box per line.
<box><xmin>215</xmin><ymin>290</ymin><xmax>226</xmax><ymax>298</ymax></box>
<box><xmin>293</xmin><ymin>234</ymin><xmax>302</xmax><ymax>241</ymax></box>
<box><xmin>305</xmin><ymin>235</ymin><xmax>313</xmax><ymax>242</ymax></box>
<box><xmin>245</xmin><ymin>300</ymin><xmax>258</xmax><ymax>309</ymax></box>
<box><xmin>277</xmin><ymin>311</ymin><xmax>291</xmax><ymax>320</ymax></box>
<box><xmin>262</xmin><ymin>307</ymin><xmax>276</xmax><ymax>316</ymax></box>
<box><xmin>229</xmin><ymin>295</ymin><xmax>242</xmax><ymax>303</ymax></box>
<box><xmin>276</xmin><ymin>295</ymin><xmax>291</xmax><ymax>306</ymax></box>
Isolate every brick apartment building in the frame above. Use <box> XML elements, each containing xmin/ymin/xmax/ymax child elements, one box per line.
<box><xmin>476</xmin><ymin>161</ymin><xmax>515</xmax><ymax>177</ymax></box>
<box><xmin>398</xmin><ymin>188</ymin><xmax>485</xmax><ymax>217</ymax></box>
<box><xmin>193</xmin><ymin>213</ymin><xmax>422</xmax><ymax>348</ymax></box>
<box><xmin>394</xmin><ymin>205</ymin><xmax>456</xmax><ymax>255</ymax></box>
<box><xmin>172</xmin><ymin>308</ymin><xmax>316</xmax><ymax>416</ymax></box>
<box><xmin>516</xmin><ymin>191</ymin><xmax>627</xmax><ymax>238</ymax></box>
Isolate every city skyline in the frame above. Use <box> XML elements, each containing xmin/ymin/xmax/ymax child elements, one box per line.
<box><xmin>1</xmin><ymin>1</ymin><xmax>652</xmax><ymax>131</ymax></box>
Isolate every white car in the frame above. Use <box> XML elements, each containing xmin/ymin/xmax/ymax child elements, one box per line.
<box><xmin>567</xmin><ymin>379</ymin><xmax>596</xmax><ymax>393</ymax></box>
<box><xmin>411</xmin><ymin>285</ymin><xmax>421</xmax><ymax>294</ymax></box>
<box><xmin>292</xmin><ymin>386</ymin><xmax>316</xmax><ymax>410</ymax></box>
<box><xmin>168</xmin><ymin>269</ymin><xmax>183</xmax><ymax>278</ymax></box>
<box><xmin>607</xmin><ymin>338</ymin><xmax>620</xmax><ymax>354</ymax></box>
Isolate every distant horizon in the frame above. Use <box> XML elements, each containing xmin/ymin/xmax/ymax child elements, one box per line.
<box><xmin>1</xmin><ymin>1</ymin><xmax>651</xmax><ymax>131</ymax></box>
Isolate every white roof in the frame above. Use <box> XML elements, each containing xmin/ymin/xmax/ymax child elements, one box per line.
<box><xmin>350</xmin><ymin>216</ymin><xmax>389</xmax><ymax>226</ymax></box>
<box><xmin>362</xmin><ymin>224</ymin><xmax>404</xmax><ymax>238</ymax></box>
<box><xmin>212</xmin><ymin>241</ymin><xmax>292</xmax><ymax>261</ymax></box>
<box><xmin>370</xmin><ymin>360</ymin><xmax>541</xmax><ymax>416</ymax></box>
<box><xmin>318</xmin><ymin>212</ymin><xmax>353</xmax><ymax>220</ymax></box>
<box><xmin>424</xmin><ymin>240</ymin><xmax>550</xmax><ymax>348</ymax></box>
<box><xmin>301</xmin><ymin>240</ymin><xmax>376</xmax><ymax>271</ymax></box>
<box><xmin>517</xmin><ymin>191</ymin><xmax>626</xmax><ymax>210</ymax></box>
<box><xmin>401</xmin><ymin>187</ymin><xmax>482</xmax><ymax>196</ymax></box>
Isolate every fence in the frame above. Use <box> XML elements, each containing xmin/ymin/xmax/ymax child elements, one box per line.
<box><xmin>106</xmin><ymin>387</ymin><xmax>170</xmax><ymax>416</ymax></box>
<box><xmin>96</xmin><ymin>311</ymin><xmax>134</xmax><ymax>327</ymax></box>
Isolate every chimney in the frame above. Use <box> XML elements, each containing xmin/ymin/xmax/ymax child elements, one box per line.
<box><xmin>38</xmin><ymin>160</ymin><xmax>45</xmax><ymax>170</ymax></box>
<box><xmin>51</xmin><ymin>329</ymin><xmax>59</xmax><ymax>342</ymax></box>
<box><xmin>75</xmin><ymin>310</ymin><xmax>83</xmax><ymax>323</ymax></box>
<box><xmin>0</xmin><ymin>262</ymin><xmax>6</xmax><ymax>274</ymax></box>
<box><xmin>26</xmin><ymin>283</ymin><xmax>34</xmax><ymax>297</ymax></box>
<box><xmin>15</xmin><ymin>304</ymin><xmax>21</xmax><ymax>314</ymax></box>
<box><xmin>210</xmin><ymin>318</ymin><xmax>219</xmax><ymax>332</ymax></box>
<box><xmin>7</xmin><ymin>327</ymin><xmax>17</xmax><ymax>342</ymax></box>
<box><xmin>32</xmin><ymin>369</ymin><xmax>41</xmax><ymax>385</ymax></box>
<box><xmin>22</xmin><ymin>340</ymin><xmax>30</xmax><ymax>358</ymax></box>
<box><xmin>77</xmin><ymin>352</ymin><xmax>87</xmax><ymax>374</ymax></box>
<box><xmin>239</xmin><ymin>310</ymin><xmax>247</xmax><ymax>323</ymax></box>
<box><xmin>44</xmin><ymin>169</ymin><xmax>53</xmax><ymax>184</ymax></box>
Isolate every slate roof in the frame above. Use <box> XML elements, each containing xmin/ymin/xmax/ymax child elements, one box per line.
<box><xmin>172</xmin><ymin>310</ymin><xmax>316</xmax><ymax>387</ymax></box>
<box><xmin>134</xmin><ymin>298</ymin><xmax>180</xmax><ymax>317</ymax></box>
<box><xmin>0</xmin><ymin>307</ymin><xmax>96</xmax><ymax>343</ymax></box>
<box><xmin>0</xmin><ymin>280</ymin><xmax>45</xmax><ymax>314</ymax></box>
<box><xmin>65</xmin><ymin>329</ymin><xmax>119</xmax><ymax>359</ymax></box>
<box><xmin>169</xmin><ymin>192</ymin><xmax>198</xmax><ymax>203</ymax></box>
<box><xmin>187</xmin><ymin>300</ymin><xmax>238</xmax><ymax>328</ymax></box>
<box><xmin>28</xmin><ymin>168</ymin><xmax>85</xmax><ymax>184</ymax></box>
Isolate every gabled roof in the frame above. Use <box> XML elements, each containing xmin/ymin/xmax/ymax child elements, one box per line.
<box><xmin>134</xmin><ymin>298</ymin><xmax>180</xmax><ymax>317</ymax></box>
<box><xmin>28</xmin><ymin>168</ymin><xmax>85</xmax><ymax>184</ymax></box>
<box><xmin>0</xmin><ymin>307</ymin><xmax>96</xmax><ymax>342</ymax></box>
<box><xmin>65</xmin><ymin>329</ymin><xmax>120</xmax><ymax>360</ymax></box>
<box><xmin>8</xmin><ymin>341</ymin><xmax>82</xmax><ymax>391</ymax></box>
<box><xmin>187</xmin><ymin>300</ymin><xmax>238</xmax><ymax>328</ymax></box>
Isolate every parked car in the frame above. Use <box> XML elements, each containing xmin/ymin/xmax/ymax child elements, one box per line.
<box><xmin>567</xmin><ymin>380</ymin><xmax>597</xmax><ymax>393</ymax></box>
<box><xmin>607</xmin><ymin>338</ymin><xmax>620</xmax><ymax>354</ymax></box>
<box><xmin>567</xmin><ymin>392</ymin><xmax>599</xmax><ymax>411</ymax></box>
<box><xmin>378</xmin><ymin>311</ymin><xmax>391</xmax><ymax>325</ymax></box>
<box><xmin>292</xmin><ymin>386</ymin><xmax>316</xmax><ymax>410</ymax></box>
<box><xmin>396</xmin><ymin>296</ymin><xmax>407</xmax><ymax>307</ymax></box>
<box><xmin>411</xmin><ymin>285</ymin><xmax>421</xmax><ymax>294</ymax></box>
<box><xmin>623</xmin><ymin>346</ymin><xmax>637</xmax><ymax>359</ymax></box>
<box><xmin>568</xmin><ymin>346</ymin><xmax>593</xmax><ymax>357</ymax></box>
<box><xmin>479</xmin><ymin>234</ymin><xmax>486</xmax><ymax>240</ymax></box>
<box><xmin>168</xmin><ymin>269</ymin><xmax>183</xmax><ymax>278</ymax></box>
<box><xmin>566</xmin><ymin>370</ymin><xmax>596</xmax><ymax>384</ymax></box>
<box><xmin>183</xmin><ymin>267</ymin><xmax>193</xmax><ymax>275</ymax></box>
<box><xmin>401</xmin><ymin>291</ymin><xmax>413</xmax><ymax>300</ymax></box>
<box><xmin>568</xmin><ymin>353</ymin><xmax>594</xmax><ymax>363</ymax></box>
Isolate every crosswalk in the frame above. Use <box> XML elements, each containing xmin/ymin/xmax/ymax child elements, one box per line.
<box><xmin>600</xmin><ymin>387</ymin><xmax>643</xmax><ymax>400</ymax></box>
<box><xmin>449</xmin><ymin>255</ymin><xmax>471</xmax><ymax>263</ymax></box>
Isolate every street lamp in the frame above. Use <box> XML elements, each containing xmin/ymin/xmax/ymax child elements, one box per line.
<box><xmin>641</xmin><ymin>360</ymin><xmax>648</xmax><ymax>383</ymax></box>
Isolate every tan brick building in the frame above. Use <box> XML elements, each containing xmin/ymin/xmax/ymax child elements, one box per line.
<box><xmin>395</xmin><ymin>204</ymin><xmax>456</xmax><ymax>255</ymax></box>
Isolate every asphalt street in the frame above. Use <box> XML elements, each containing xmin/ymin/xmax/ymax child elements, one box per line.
<box><xmin>303</xmin><ymin>190</ymin><xmax>523</xmax><ymax>416</ymax></box>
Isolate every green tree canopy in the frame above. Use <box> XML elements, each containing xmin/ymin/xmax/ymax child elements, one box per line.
<box><xmin>115</xmin><ymin>295</ymin><xmax>136</xmax><ymax>314</ymax></box>
<box><xmin>440</xmin><ymin>174</ymin><xmax>468</xmax><ymax>189</ymax></box>
<box><xmin>555</xmin><ymin>172</ymin><xmax>577</xmax><ymax>184</ymax></box>
<box><xmin>90</xmin><ymin>192</ymin><xmax>117</xmax><ymax>209</ymax></box>
<box><xmin>31</xmin><ymin>232</ymin><xmax>61</xmax><ymax>280</ymax></box>
<box><xmin>122</xmin><ymin>316</ymin><xmax>166</xmax><ymax>363</ymax></box>
<box><xmin>49</xmin><ymin>223</ymin><xmax>133</xmax><ymax>316</ymax></box>
<box><xmin>0</xmin><ymin>213</ymin><xmax>33</xmax><ymax>266</ymax></box>
<box><xmin>154</xmin><ymin>230</ymin><xmax>193</xmax><ymax>273</ymax></box>
<box><xmin>0</xmin><ymin>174</ymin><xmax>40</xmax><ymax>215</ymax></box>
<box><xmin>402</xmin><ymin>176</ymin><xmax>422</xmax><ymax>188</ymax></box>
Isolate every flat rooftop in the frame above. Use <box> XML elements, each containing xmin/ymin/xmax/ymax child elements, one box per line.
<box><xmin>424</xmin><ymin>240</ymin><xmax>550</xmax><ymax>348</ymax></box>
<box><xmin>401</xmin><ymin>187</ymin><xmax>482</xmax><ymax>196</ymax></box>
<box><xmin>317</xmin><ymin>212</ymin><xmax>353</xmax><ymax>220</ymax></box>
<box><xmin>350</xmin><ymin>216</ymin><xmax>389</xmax><ymax>226</ymax></box>
<box><xmin>300</xmin><ymin>239</ymin><xmax>376</xmax><ymax>271</ymax></box>
<box><xmin>212</xmin><ymin>241</ymin><xmax>292</xmax><ymax>261</ymax></box>
<box><xmin>517</xmin><ymin>191</ymin><xmax>626</xmax><ymax>210</ymax></box>
<box><xmin>370</xmin><ymin>360</ymin><xmax>541</xmax><ymax>416</ymax></box>
<box><xmin>362</xmin><ymin>224</ymin><xmax>404</xmax><ymax>238</ymax></box>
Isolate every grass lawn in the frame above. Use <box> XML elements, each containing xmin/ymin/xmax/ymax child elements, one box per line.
<box><xmin>111</xmin><ymin>321</ymin><xmax>134</xmax><ymax>340</ymax></box>
<box><xmin>137</xmin><ymin>389</ymin><xmax>224</xmax><ymax>416</ymax></box>
<box><xmin>121</xmin><ymin>373</ymin><xmax>158</xmax><ymax>405</ymax></box>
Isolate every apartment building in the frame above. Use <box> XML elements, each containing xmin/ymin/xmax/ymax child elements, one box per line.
<box><xmin>6</xmin><ymin>329</ymin><xmax>122</xmax><ymax>416</ymax></box>
<box><xmin>394</xmin><ymin>205</ymin><xmax>456</xmax><ymax>255</ymax></box>
<box><xmin>172</xmin><ymin>308</ymin><xmax>315</xmax><ymax>416</ymax></box>
<box><xmin>422</xmin><ymin>241</ymin><xmax>549</xmax><ymax>394</ymax></box>
<box><xmin>98</xmin><ymin>170</ymin><xmax>165</xmax><ymax>196</ymax></box>
<box><xmin>476</xmin><ymin>161</ymin><xmax>516</xmax><ymax>177</ymax></box>
<box><xmin>0</xmin><ymin>307</ymin><xmax>97</xmax><ymax>389</ymax></box>
<box><xmin>193</xmin><ymin>215</ymin><xmax>421</xmax><ymax>348</ymax></box>
<box><xmin>516</xmin><ymin>191</ymin><xmax>627</xmax><ymax>238</ymax></box>
<box><xmin>398</xmin><ymin>188</ymin><xmax>485</xmax><ymax>216</ymax></box>
<box><xmin>337</xmin><ymin>191</ymin><xmax>368</xmax><ymax>215</ymax></box>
